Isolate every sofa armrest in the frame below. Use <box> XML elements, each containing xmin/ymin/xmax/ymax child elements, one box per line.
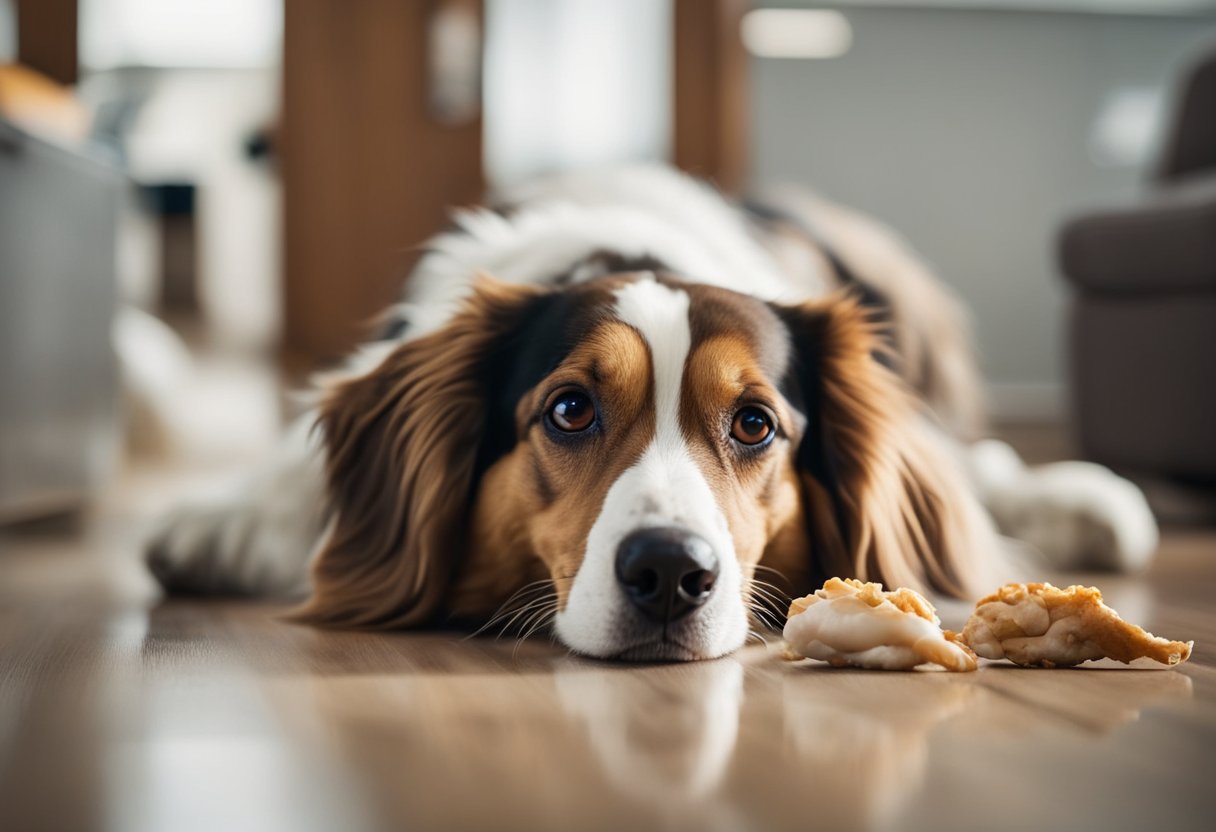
<box><xmin>1058</xmin><ymin>173</ymin><xmax>1216</xmax><ymax>295</ymax></box>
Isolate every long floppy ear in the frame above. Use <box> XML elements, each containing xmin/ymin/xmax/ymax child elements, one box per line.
<box><xmin>293</xmin><ymin>277</ymin><xmax>547</xmax><ymax>628</ymax></box>
<box><xmin>776</xmin><ymin>294</ymin><xmax>998</xmax><ymax>598</ymax></box>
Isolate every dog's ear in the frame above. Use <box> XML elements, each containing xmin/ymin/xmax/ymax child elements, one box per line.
<box><xmin>294</xmin><ymin>277</ymin><xmax>547</xmax><ymax>628</ymax></box>
<box><xmin>775</xmin><ymin>294</ymin><xmax>996</xmax><ymax>598</ymax></box>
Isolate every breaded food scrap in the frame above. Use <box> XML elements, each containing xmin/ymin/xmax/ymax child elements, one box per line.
<box><xmin>962</xmin><ymin>582</ymin><xmax>1193</xmax><ymax>668</ymax></box>
<box><xmin>783</xmin><ymin>578</ymin><xmax>978</xmax><ymax>672</ymax></box>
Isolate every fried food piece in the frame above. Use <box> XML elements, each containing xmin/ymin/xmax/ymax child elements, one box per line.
<box><xmin>783</xmin><ymin>578</ymin><xmax>978</xmax><ymax>672</ymax></box>
<box><xmin>962</xmin><ymin>582</ymin><xmax>1193</xmax><ymax>668</ymax></box>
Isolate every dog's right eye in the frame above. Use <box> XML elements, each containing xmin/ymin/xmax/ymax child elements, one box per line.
<box><xmin>731</xmin><ymin>405</ymin><xmax>776</xmax><ymax>447</ymax></box>
<box><xmin>548</xmin><ymin>391</ymin><xmax>596</xmax><ymax>432</ymax></box>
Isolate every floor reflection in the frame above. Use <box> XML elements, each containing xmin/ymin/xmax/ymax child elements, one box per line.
<box><xmin>555</xmin><ymin>660</ymin><xmax>747</xmax><ymax>831</ymax></box>
<box><xmin>965</xmin><ymin>664</ymin><xmax>1194</xmax><ymax>736</ymax></box>
<box><xmin>253</xmin><ymin>638</ymin><xmax>1198</xmax><ymax>832</ymax></box>
<box><xmin>776</xmin><ymin>669</ymin><xmax>977</xmax><ymax>830</ymax></box>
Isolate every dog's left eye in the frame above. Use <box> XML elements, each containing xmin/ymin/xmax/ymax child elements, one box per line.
<box><xmin>731</xmin><ymin>406</ymin><xmax>775</xmax><ymax>446</ymax></box>
<box><xmin>548</xmin><ymin>391</ymin><xmax>596</xmax><ymax>432</ymax></box>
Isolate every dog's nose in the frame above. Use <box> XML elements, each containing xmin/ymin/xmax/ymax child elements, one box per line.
<box><xmin>615</xmin><ymin>527</ymin><xmax>719</xmax><ymax>622</ymax></box>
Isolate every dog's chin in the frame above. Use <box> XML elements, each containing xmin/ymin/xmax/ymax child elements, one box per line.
<box><xmin>555</xmin><ymin>595</ymin><xmax>751</xmax><ymax>663</ymax></box>
<box><xmin>563</xmin><ymin>619</ymin><xmax>746</xmax><ymax>663</ymax></box>
<box><xmin>607</xmin><ymin>638</ymin><xmax>706</xmax><ymax>663</ymax></box>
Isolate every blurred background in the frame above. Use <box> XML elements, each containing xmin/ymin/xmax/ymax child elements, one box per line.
<box><xmin>3</xmin><ymin>0</ymin><xmax>1216</xmax><ymax>524</ymax></box>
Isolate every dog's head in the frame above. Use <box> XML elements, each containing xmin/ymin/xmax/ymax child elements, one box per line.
<box><xmin>296</xmin><ymin>273</ymin><xmax>984</xmax><ymax>660</ymax></box>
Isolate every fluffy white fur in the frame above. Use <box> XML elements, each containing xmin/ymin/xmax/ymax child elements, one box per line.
<box><xmin>147</xmin><ymin>165</ymin><xmax>1159</xmax><ymax>616</ymax></box>
<box><xmin>396</xmin><ymin>167</ymin><xmax>808</xmax><ymax>345</ymax></box>
<box><xmin>968</xmin><ymin>439</ymin><xmax>1158</xmax><ymax>573</ymax></box>
<box><xmin>146</xmin><ymin>416</ymin><xmax>327</xmax><ymax>597</ymax></box>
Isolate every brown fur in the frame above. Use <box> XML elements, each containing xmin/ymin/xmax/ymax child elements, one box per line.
<box><xmin>294</xmin><ymin>279</ymin><xmax>546</xmax><ymax>628</ymax></box>
<box><xmin>775</xmin><ymin>294</ymin><xmax>987</xmax><ymax>598</ymax></box>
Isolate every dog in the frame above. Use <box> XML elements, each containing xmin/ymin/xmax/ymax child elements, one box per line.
<box><xmin>146</xmin><ymin>166</ymin><xmax>1157</xmax><ymax>661</ymax></box>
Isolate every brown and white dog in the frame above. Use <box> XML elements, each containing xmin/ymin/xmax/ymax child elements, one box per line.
<box><xmin>147</xmin><ymin>166</ymin><xmax>1157</xmax><ymax>661</ymax></box>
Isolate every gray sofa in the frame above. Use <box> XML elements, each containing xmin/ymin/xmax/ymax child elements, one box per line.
<box><xmin>1059</xmin><ymin>45</ymin><xmax>1216</xmax><ymax>483</ymax></box>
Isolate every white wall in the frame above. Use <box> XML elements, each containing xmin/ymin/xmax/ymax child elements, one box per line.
<box><xmin>79</xmin><ymin>0</ymin><xmax>281</xmax><ymax>70</ymax></box>
<box><xmin>750</xmin><ymin>5</ymin><xmax>1216</xmax><ymax>410</ymax></box>
<box><xmin>484</xmin><ymin>0</ymin><xmax>672</xmax><ymax>189</ymax></box>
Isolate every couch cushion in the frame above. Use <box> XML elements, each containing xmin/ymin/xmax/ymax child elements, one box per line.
<box><xmin>1059</xmin><ymin>173</ymin><xmax>1216</xmax><ymax>295</ymax></box>
<box><xmin>1071</xmin><ymin>294</ymin><xmax>1216</xmax><ymax>479</ymax></box>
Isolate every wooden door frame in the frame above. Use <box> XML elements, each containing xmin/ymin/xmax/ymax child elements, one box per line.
<box><xmin>14</xmin><ymin>0</ymin><xmax>79</xmax><ymax>85</ymax></box>
<box><xmin>673</xmin><ymin>0</ymin><xmax>750</xmax><ymax>194</ymax></box>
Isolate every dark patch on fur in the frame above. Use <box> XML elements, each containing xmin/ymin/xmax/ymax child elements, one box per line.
<box><xmin>771</xmin><ymin>304</ymin><xmax>851</xmax><ymax>571</ymax></box>
<box><xmin>376</xmin><ymin>311</ymin><xmax>411</xmax><ymax>342</ymax></box>
<box><xmin>474</xmin><ymin>281</ymin><xmax>618</xmax><ymax>479</ymax></box>
<box><xmin>557</xmin><ymin>250</ymin><xmax>672</xmax><ymax>285</ymax></box>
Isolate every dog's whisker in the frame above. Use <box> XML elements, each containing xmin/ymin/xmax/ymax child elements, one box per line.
<box><xmin>748</xmin><ymin>578</ymin><xmax>793</xmax><ymax>600</ymax></box>
<box><xmin>746</xmin><ymin>588</ymin><xmax>789</xmax><ymax>617</ymax></box>
<box><xmin>752</xmin><ymin>564</ymin><xmax>794</xmax><ymax>585</ymax></box>
<box><xmin>513</xmin><ymin>608</ymin><xmax>558</xmax><ymax>658</ymax></box>
<box><xmin>747</xmin><ymin>583</ymin><xmax>788</xmax><ymax>605</ymax></box>
<box><xmin>748</xmin><ymin>602</ymin><xmax>782</xmax><ymax>624</ymax></box>
<box><xmin>522</xmin><ymin>609</ymin><xmax>557</xmax><ymax>644</ymax></box>
<box><xmin>467</xmin><ymin>580</ymin><xmax>558</xmax><ymax>639</ymax></box>
<box><xmin>750</xmin><ymin>601</ymin><xmax>784</xmax><ymax>619</ymax></box>
<box><xmin>515</xmin><ymin>602</ymin><xmax>558</xmax><ymax>638</ymax></box>
<box><xmin>474</xmin><ymin>583</ymin><xmax>547</xmax><ymax>622</ymax></box>
<box><xmin>749</xmin><ymin>578</ymin><xmax>790</xmax><ymax>594</ymax></box>
<box><xmin>511</xmin><ymin>598</ymin><xmax>559</xmax><ymax>634</ymax></box>
<box><xmin>492</xmin><ymin>596</ymin><xmax>557</xmax><ymax>641</ymax></box>
<box><xmin>473</xmin><ymin>599</ymin><xmax>543</xmax><ymax>638</ymax></box>
<box><xmin>746</xmin><ymin>601</ymin><xmax>782</xmax><ymax>632</ymax></box>
<box><xmin>745</xmin><ymin>629</ymin><xmax>769</xmax><ymax>646</ymax></box>
<box><xmin>747</xmin><ymin>588</ymin><xmax>791</xmax><ymax>616</ymax></box>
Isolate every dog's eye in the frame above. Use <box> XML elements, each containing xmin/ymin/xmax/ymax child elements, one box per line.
<box><xmin>549</xmin><ymin>391</ymin><xmax>596</xmax><ymax>432</ymax></box>
<box><xmin>731</xmin><ymin>406</ymin><xmax>775</xmax><ymax>446</ymax></box>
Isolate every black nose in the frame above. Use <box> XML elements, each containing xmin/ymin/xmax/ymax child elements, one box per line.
<box><xmin>615</xmin><ymin>527</ymin><xmax>719</xmax><ymax>622</ymax></box>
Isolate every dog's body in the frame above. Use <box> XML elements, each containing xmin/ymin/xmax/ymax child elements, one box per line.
<box><xmin>148</xmin><ymin>166</ymin><xmax>1157</xmax><ymax>661</ymax></box>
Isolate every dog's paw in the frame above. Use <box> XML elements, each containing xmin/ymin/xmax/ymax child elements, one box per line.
<box><xmin>144</xmin><ymin>506</ymin><xmax>245</xmax><ymax>595</ymax></box>
<box><xmin>987</xmin><ymin>461</ymin><xmax>1158</xmax><ymax>573</ymax></box>
<box><xmin>146</xmin><ymin>501</ymin><xmax>317</xmax><ymax>598</ymax></box>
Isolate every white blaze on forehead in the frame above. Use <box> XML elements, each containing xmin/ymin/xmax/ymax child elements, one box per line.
<box><xmin>555</xmin><ymin>275</ymin><xmax>748</xmax><ymax>659</ymax></box>
<box><xmin>612</xmin><ymin>277</ymin><xmax>691</xmax><ymax>450</ymax></box>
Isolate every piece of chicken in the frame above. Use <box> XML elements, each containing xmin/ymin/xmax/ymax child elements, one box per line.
<box><xmin>783</xmin><ymin>578</ymin><xmax>978</xmax><ymax>672</ymax></box>
<box><xmin>962</xmin><ymin>582</ymin><xmax>1193</xmax><ymax>668</ymax></box>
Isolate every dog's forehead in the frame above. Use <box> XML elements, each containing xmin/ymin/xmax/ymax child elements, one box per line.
<box><xmin>610</xmin><ymin>274</ymin><xmax>791</xmax><ymax>381</ymax></box>
<box><xmin>498</xmin><ymin>273</ymin><xmax>791</xmax><ymax>411</ymax></box>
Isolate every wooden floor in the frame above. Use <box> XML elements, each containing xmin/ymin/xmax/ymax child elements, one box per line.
<box><xmin>2</xmin><ymin>432</ymin><xmax>1216</xmax><ymax>832</ymax></box>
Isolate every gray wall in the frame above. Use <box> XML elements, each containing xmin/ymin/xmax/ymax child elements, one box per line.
<box><xmin>750</xmin><ymin>6</ymin><xmax>1216</xmax><ymax>407</ymax></box>
<box><xmin>0</xmin><ymin>0</ymin><xmax>14</xmax><ymax>63</ymax></box>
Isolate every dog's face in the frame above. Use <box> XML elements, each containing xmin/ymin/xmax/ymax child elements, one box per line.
<box><xmin>467</xmin><ymin>277</ymin><xmax>806</xmax><ymax>659</ymax></box>
<box><xmin>299</xmin><ymin>273</ymin><xmax>979</xmax><ymax>660</ymax></box>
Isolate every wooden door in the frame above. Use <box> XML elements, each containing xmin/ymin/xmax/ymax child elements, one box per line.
<box><xmin>282</xmin><ymin>0</ymin><xmax>484</xmax><ymax>365</ymax></box>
